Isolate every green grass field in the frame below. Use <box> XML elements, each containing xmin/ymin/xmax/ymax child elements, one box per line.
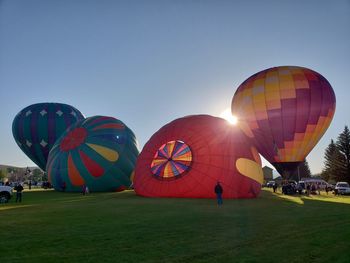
<box><xmin>1</xmin><ymin>188</ymin><xmax>350</xmax><ymax>263</ymax></box>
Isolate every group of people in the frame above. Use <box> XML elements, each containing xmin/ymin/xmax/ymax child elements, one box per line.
<box><xmin>9</xmin><ymin>181</ymin><xmax>90</xmax><ymax>204</ymax></box>
<box><xmin>304</xmin><ymin>183</ymin><xmax>321</xmax><ymax>195</ymax></box>
<box><xmin>61</xmin><ymin>181</ymin><xmax>89</xmax><ymax>195</ymax></box>
<box><xmin>277</xmin><ymin>181</ymin><xmax>325</xmax><ymax>195</ymax></box>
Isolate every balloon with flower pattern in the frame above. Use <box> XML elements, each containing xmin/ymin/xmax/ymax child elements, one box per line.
<box><xmin>47</xmin><ymin>116</ymin><xmax>139</xmax><ymax>192</ymax></box>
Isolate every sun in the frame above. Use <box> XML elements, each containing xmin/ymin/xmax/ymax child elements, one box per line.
<box><xmin>220</xmin><ymin>108</ymin><xmax>238</xmax><ymax>125</ymax></box>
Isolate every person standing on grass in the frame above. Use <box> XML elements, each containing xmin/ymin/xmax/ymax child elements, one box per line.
<box><xmin>273</xmin><ymin>182</ymin><xmax>278</xmax><ymax>193</ymax></box>
<box><xmin>214</xmin><ymin>182</ymin><xmax>223</xmax><ymax>206</ymax></box>
<box><xmin>61</xmin><ymin>181</ymin><xmax>66</xmax><ymax>192</ymax></box>
<box><xmin>15</xmin><ymin>183</ymin><xmax>24</xmax><ymax>203</ymax></box>
<box><xmin>306</xmin><ymin>183</ymin><xmax>310</xmax><ymax>196</ymax></box>
<box><xmin>82</xmin><ymin>184</ymin><xmax>88</xmax><ymax>195</ymax></box>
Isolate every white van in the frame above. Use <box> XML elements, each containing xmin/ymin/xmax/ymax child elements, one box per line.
<box><xmin>299</xmin><ymin>178</ymin><xmax>329</xmax><ymax>190</ymax></box>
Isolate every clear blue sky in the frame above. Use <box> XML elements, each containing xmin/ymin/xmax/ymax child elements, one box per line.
<box><xmin>0</xmin><ymin>0</ymin><xmax>349</xmax><ymax>174</ymax></box>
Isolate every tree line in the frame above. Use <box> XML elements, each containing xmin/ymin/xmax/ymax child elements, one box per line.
<box><xmin>0</xmin><ymin>167</ymin><xmax>46</xmax><ymax>184</ymax></box>
<box><xmin>322</xmin><ymin>125</ymin><xmax>350</xmax><ymax>183</ymax></box>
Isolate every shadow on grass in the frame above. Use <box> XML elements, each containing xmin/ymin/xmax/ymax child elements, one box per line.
<box><xmin>262</xmin><ymin>187</ymin><xmax>350</xmax><ymax>206</ymax></box>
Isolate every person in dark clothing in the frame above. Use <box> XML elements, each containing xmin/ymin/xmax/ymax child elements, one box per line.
<box><xmin>272</xmin><ymin>183</ymin><xmax>278</xmax><ymax>193</ymax></box>
<box><xmin>61</xmin><ymin>181</ymin><xmax>66</xmax><ymax>192</ymax></box>
<box><xmin>15</xmin><ymin>183</ymin><xmax>24</xmax><ymax>203</ymax></box>
<box><xmin>81</xmin><ymin>185</ymin><xmax>88</xmax><ymax>195</ymax></box>
<box><xmin>311</xmin><ymin>184</ymin><xmax>316</xmax><ymax>194</ymax></box>
<box><xmin>214</xmin><ymin>182</ymin><xmax>223</xmax><ymax>206</ymax></box>
<box><xmin>306</xmin><ymin>183</ymin><xmax>311</xmax><ymax>196</ymax></box>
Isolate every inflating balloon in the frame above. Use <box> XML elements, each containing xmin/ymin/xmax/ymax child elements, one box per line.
<box><xmin>12</xmin><ymin>103</ymin><xmax>84</xmax><ymax>171</ymax></box>
<box><xmin>47</xmin><ymin>116</ymin><xmax>139</xmax><ymax>192</ymax></box>
<box><xmin>231</xmin><ymin>66</ymin><xmax>336</xmax><ymax>178</ymax></box>
<box><xmin>134</xmin><ymin>115</ymin><xmax>263</xmax><ymax>199</ymax></box>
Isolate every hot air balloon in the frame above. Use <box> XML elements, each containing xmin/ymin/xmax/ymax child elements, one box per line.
<box><xmin>46</xmin><ymin>116</ymin><xmax>139</xmax><ymax>192</ymax></box>
<box><xmin>12</xmin><ymin>103</ymin><xmax>84</xmax><ymax>171</ymax></box>
<box><xmin>133</xmin><ymin>115</ymin><xmax>263</xmax><ymax>199</ymax></box>
<box><xmin>231</xmin><ymin>66</ymin><xmax>336</xmax><ymax>178</ymax></box>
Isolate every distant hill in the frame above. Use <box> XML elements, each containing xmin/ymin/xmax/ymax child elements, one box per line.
<box><xmin>0</xmin><ymin>164</ymin><xmax>40</xmax><ymax>172</ymax></box>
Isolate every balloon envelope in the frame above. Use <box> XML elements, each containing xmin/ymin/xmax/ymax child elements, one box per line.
<box><xmin>231</xmin><ymin>66</ymin><xmax>336</xmax><ymax>177</ymax></box>
<box><xmin>47</xmin><ymin>116</ymin><xmax>139</xmax><ymax>192</ymax></box>
<box><xmin>134</xmin><ymin>115</ymin><xmax>263</xmax><ymax>199</ymax></box>
<box><xmin>12</xmin><ymin>103</ymin><xmax>84</xmax><ymax>171</ymax></box>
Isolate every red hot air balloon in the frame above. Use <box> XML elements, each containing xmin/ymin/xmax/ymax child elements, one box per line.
<box><xmin>133</xmin><ymin>115</ymin><xmax>263</xmax><ymax>199</ymax></box>
<box><xmin>231</xmin><ymin>66</ymin><xmax>336</xmax><ymax>178</ymax></box>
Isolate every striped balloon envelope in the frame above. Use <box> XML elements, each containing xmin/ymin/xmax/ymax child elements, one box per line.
<box><xmin>134</xmin><ymin>115</ymin><xmax>263</xmax><ymax>199</ymax></box>
<box><xmin>231</xmin><ymin>66</ymin><xmax>336</xmax><ymax>178</ymax></box>
<box><xmin>12</xmin><ymin>103</ymin><xmax>84</xmax><ymax>171</ymax></box>
<box><xmin>46</xmin><ymin>116</ymin><xmax>139</xmax><ymax>192</ymax></box>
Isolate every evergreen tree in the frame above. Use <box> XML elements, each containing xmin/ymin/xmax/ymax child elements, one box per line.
<box><xmin>322</xmin><ymin>139</ymin><xmax>339</xmax><ymax>182</ymax></box>
<box><xmin>289</xmin><ymin>160</ymin><xmax>311</xmax><ymax>181</ymax></box>
<box><xmin>298</xmin><ymin>160</ymin><xmax>311</xmax><ymax>178</ymax></box>
<box><xmin>321</xmin><ymin>126</ymin><xmax>350</xmax><ymax>183</ymax></box>
<box><xmin>336</xmin><ymin>125</ymin><xmax>350</xmax><ymax>181</ymax></box>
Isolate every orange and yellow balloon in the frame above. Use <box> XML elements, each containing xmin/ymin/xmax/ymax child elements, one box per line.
<box><xmin>232</xmin><ymin>66</ymin><xmax>336</xmax><ymax>177</ymax></box>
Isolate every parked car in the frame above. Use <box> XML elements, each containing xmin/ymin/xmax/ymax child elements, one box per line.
<box><xmin>335</xmin><ymin>182</ymin><xmax>350</xmax><ymax>195</ymax></box>
<box><xmin>300</xmin><ymin>178</ymin><xmax>329</xmax><ymax>190</ymax></box>
<box><xmin>0</xmin><ymin>185</ymin><xmax>13</xmax><ymax>203</ymax></box>
<box><xmin>282</xmin><ymin>183</ymin><xmax>296</xmax><ymax>195</ymax></box>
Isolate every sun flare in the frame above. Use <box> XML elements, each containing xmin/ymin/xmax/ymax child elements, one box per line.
<box><xmin>220</xmin><ymin>108</ymin><xmax>238</xmax><ymax>125</ymax></box>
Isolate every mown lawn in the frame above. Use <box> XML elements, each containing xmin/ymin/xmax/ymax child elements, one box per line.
<box><xmin>1</xmin><ymin>188</ymin><xmax>350</xmax><ymax>263</ymax></box>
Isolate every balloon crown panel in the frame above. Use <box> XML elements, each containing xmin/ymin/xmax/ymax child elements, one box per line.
<box><xmin>12</xmin><ymin>103</ymin><xmax>84</xmax><ymax>171</ymax></box>
<box><xmin>231</xmin><ymin>66</ymin><xmax>336</xmax><ymax>177</ymax></box>
<box><xmin>47</xmin><ymin>116</ymin><xmax>139</xmax><ymax>192</ymax></box>
<box><xmin>151</xmin><ymin>140</ymin><xmax>193</xmax><ymax>181</ymax></box>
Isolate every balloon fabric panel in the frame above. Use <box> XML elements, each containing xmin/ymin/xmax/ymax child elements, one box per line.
<box><xmin>67</xmin><ymin>153</ymin><xmax>85</xmax><ymax>186</ymax></box>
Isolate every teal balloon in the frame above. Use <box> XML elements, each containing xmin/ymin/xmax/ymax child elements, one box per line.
<box><xmin>12</xmin><ymin>103</ymin><xmax>84</xmax><ymax>171</ymax></box>
<box><xmin>47</xmin><ymin>116</ymin><xmax>139</xmax><ymax>192</ymax></box>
